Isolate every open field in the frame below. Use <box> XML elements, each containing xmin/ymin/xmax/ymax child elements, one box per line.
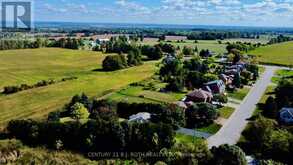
<box><xmin>272</xmin><ymin>69</ymin><xmax>293</xmax><ymax>83</ymax></box>
<box><xmin>0</xmin><ymin>48</ymin><xmax>157</xmax><ymax>126</ymax></box>
<box><xmin>249</xmin><ymin>41</ymin><xmax>293</xmax><ymax>66</ymax></box>
<box><xmin>141</xmin><ymin>40</ymin><xmax>227</xmax><ymax>54</ymax></box>
<box><xmin>223</xmin><ymin>36</ymin><xmax>270</xmax><ymax>44</ymax></box>
<box><xmin>107</xmin><ymin>86</ymin><xmax>185</xmax><ymax>104</ymax></box>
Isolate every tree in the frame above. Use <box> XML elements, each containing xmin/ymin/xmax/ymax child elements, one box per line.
<box><xmin>127</xmin><ymin>48</ymin><xmax>142</xmax><ymax>66</ymax></box>
<box><xmin>275</xmin><ymin>79</ymin><xmax>293</xmax><ymax>108</ymax></box>
<box><xmin>233</xmin><ymin>73</ymin><xmax>241</xmax><ymax>88</ymax></box>
<box><xmin>141</xmin><ymin>45</ymin><xmax>163</xmax><ymax>60</ymax></box>
<box><xmin>159</xmin><ymin>58</ymin><xmax>185</xmax><ymax>92</ymax></box>
<box><xmin>211</xmin><ymin>144</ymin><xmax>247</xmax><ymax>165</ymax></box>
<box><xmin>185</xmin><ymin>71</ymin><xmax>205</xmax><ymax>89</ymax></box>
<box><xmin>167</xmin><ymin>141</ymin><xmax>212</xmax><ymax>165</ymax></box>
<box><xmin>241</xmin><ymin>116</ymin><xmax>277</xmax><ymax>155</ymax></box>
<box><xmin>102</xmin><ymin>55</ymin><xmax>127</xmax><ymax>71</ymax></box>
<box><xmin>183</xmin><ymin>57</ymin><xmax>209</xmax><ymax>73</ymax></box>
<box><xmin>232</xmin><ymin>51</ymin><xmax>241</xmax><ymax>64</ymax></box>
<box><xmin>182</xmin><ymin>46</ymin><xmax>194</xmax><ymax>56</ymax></box>
<box><xmin>185</xmin><ymin>103</ymin><xmax>219</xmax><ymax>128</ymax></box>
<box><xmin>199</xmin><ymin>49</ymin><xmax>210</xmax><ymax>58</ymax></box>
<box><xmin>70</xmin><ymin>103</ymin><xmax>90</xmax><ymax>120</ymax></box>
<box><xmin>159</xmin><ymin>35</ymin><xmax>166</xmax><ymax>41</ymax></box>
<box><xmin>264</xmin><ymin>96</ymin><xmax>278</xmax><ymax>119</ymax></box>
<box><xmin>203</xmin><ymin>73</ymin><xmax>218</xmax><ymax>82</ymax></box>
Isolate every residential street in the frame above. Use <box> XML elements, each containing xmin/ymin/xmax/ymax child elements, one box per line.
<box><xmin>207</xmin><ymin>66</ymin><xmax>277</xmax><ymax>148</ymax></box>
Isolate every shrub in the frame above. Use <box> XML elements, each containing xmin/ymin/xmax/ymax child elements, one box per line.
<box><xmin>213</xmin><ymin>94</ymin><xmax>228</xmax><ymax>103</ymax></box>
<box><xmin>102</xmin><ymin>55</ymin><xmax>127</xmax><ymax>71</ymax></box>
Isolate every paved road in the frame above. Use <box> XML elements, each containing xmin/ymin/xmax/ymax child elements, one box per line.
<box><xmin>207</xmin><ymin>66</ymin><xmax>277</xmax><ymax>148</ymax></box>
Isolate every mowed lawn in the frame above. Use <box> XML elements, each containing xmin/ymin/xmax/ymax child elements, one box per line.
<box><xmin>249</xmin><ymin>41</ymin><xmax>293</xmax><ymax>66</ymax></box>
<box><xmin>0</xmin><ymin>48</ymin><xmax>157</xmax><ymax>126</ymax></box>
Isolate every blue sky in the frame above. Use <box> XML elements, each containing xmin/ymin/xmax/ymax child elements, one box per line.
<box><xmin>33</xmin><ymin>0</ymin><xmax>293</xmax><ymax>27</ymax></box>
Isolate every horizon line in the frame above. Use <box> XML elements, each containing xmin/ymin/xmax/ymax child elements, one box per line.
<box><xmin>34</xmin><ymin>20</ymin><xmax>293</xmax><ymax>29</ymax></box>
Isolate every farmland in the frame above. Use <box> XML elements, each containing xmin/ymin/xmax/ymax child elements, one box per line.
<box><xmin>0</xmin><ymin>48</ymin><xmax>157</xmax><ymax>126</ymax></box>
<box><xmin>141</xmin><ymin>40</ymin><xmax>227</xmax><ymax>54</ymax></box>
<box><xmin>249</xmin><ymin>41</ymin><xmax>293</xmax><ymax>66</ymax></box>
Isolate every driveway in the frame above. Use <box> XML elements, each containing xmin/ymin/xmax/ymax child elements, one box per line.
<box><xmin>207</xmin><ymin>66</ymin><xmax>277</xmax><ymax>148</ymax></box>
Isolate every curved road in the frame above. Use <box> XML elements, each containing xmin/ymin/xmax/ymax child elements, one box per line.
<box><xmin>208</xmin><ymin>66</ymin><xmax>277</xmax><ymax>148</ymax></box>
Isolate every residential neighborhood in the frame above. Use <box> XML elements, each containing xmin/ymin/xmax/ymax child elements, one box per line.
<box><xmin>0</xmin><ymin>0</ymin><xmax>293</xmax><ymax>164</ymax></box>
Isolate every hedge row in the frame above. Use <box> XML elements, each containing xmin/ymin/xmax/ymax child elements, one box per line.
<box><xmin>2</xmin><ymin>77</ymin><xmax>77</xmax><ymax>95</ymax></box>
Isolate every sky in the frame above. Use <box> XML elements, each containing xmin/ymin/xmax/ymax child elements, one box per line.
<box><xmin>30</xmin><ymin>0</ymin><xmax>293</xmax><ymax>27</ymax></box>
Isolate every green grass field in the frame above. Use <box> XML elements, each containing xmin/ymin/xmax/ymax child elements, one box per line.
<box><xmin>175</xmin><ymin>133</ymin><xmax>204</xmax><ymax>145</ymax></box>
<box><xmin>107</xmin><ymin>86</ymin><xmax>185</xmax><ymax>103</ymax></box>
<box><xmin>141</xmin><ymin>40</ymin><xmax>227</xmax><ymax>54</ymax></box>
<box><xmin>249</xmin><ymin>41</ymin><xmax>293</xmax><ymax>66</ymax></box>
<box><xmin>219</xmin><ymin>106</ymin><xmax>235</xmax><ymax>119</ymax></box>
<box><xmin>223</xmin><ymin>37</ymin><xmax>270</xmax><ymax>44</ymax></box>
<box><xmin>228</xmin><ymin>87</ymin><xmax>251</xmax><ymax>100</ymax></box>
<box><xmin>196</xmin><ymin>123</ymin><xmax>222</xmax><ymax>135</ymax></box>
<box><xmin>272</xmin><ymin>69</ymin><xmax>293</xmax><ymax>84</ymax></box>
<box><xmin>0</xmin><ymin>48</ymin><xmax>157</xmax><ymax>126</ymax></box>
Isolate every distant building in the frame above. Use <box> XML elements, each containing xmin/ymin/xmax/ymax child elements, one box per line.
<box><xmin>96</xmin><ymin>38</ymin><xmax>110</xmax><ymax>45</ymax></box>
<box><xmin>129</xmin><ymin>112</ymin><xmax>151</xmax><ymax>123</ymax></box>
<box><xmin>186</xmin><ymin>89</ymin><xmax>213</xmax><ymax>103</ymax></box>
<box><xmin>203</xmin><ymin>80</ymin><xmax>226</xmax><ymax>94</ymax></box>
<box><xmin>279</xmin><ymin>108</ymin><xmax>293</xmax><ymax>125</ymax></box>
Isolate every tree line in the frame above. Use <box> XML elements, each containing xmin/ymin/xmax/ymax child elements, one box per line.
<box><xmin>268</xmin><ymin>35</ymin><xmax>293</xmax><ymax>45</ymax></box>
<box><xmin>0</xmin><ymin>38</ymin><xmax>48</xmax><ymax>50</ymax></box>
<box><xmin>2</xmin><ymin>77</ymin><xmax>77</xmax><ymax>95</ymax></box>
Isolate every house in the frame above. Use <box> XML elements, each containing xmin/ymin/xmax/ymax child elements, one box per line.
<box><xmin>203</xmin><ymin>80</ymin><xmax>225</xmax><ymax>94</ymax></box>
<box><xmin>219</xmin><ymin>74</ymin><xmax>233</xmax><ymax>85</ymax></box>
<box><xmin>175</xmin><ymin>101</ymin><xmax>188</xmax><ymax>109</ymax></box>
<box><xmin>162</xmin><ymin>54</ymin><xmax>176</xmax><ymax>64</ymax></box>
<box><xmin>129</xmin><ymin>112</ymin><xmax>151</xmax><ymax>123</ymax></box>
<box><xmin>225</xmin><ymin>69</ymin><xmax>239</xmax><ymax>75</ymax></box>
<box><xmin>185</xmin><ymin>89</ymin><xmax>213</xmax><ymax>103</ymax></box>
<box><xmin>279</xmin><ymin>108</ymin><xmax>293</xmax><ymax>125</ymax></box>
